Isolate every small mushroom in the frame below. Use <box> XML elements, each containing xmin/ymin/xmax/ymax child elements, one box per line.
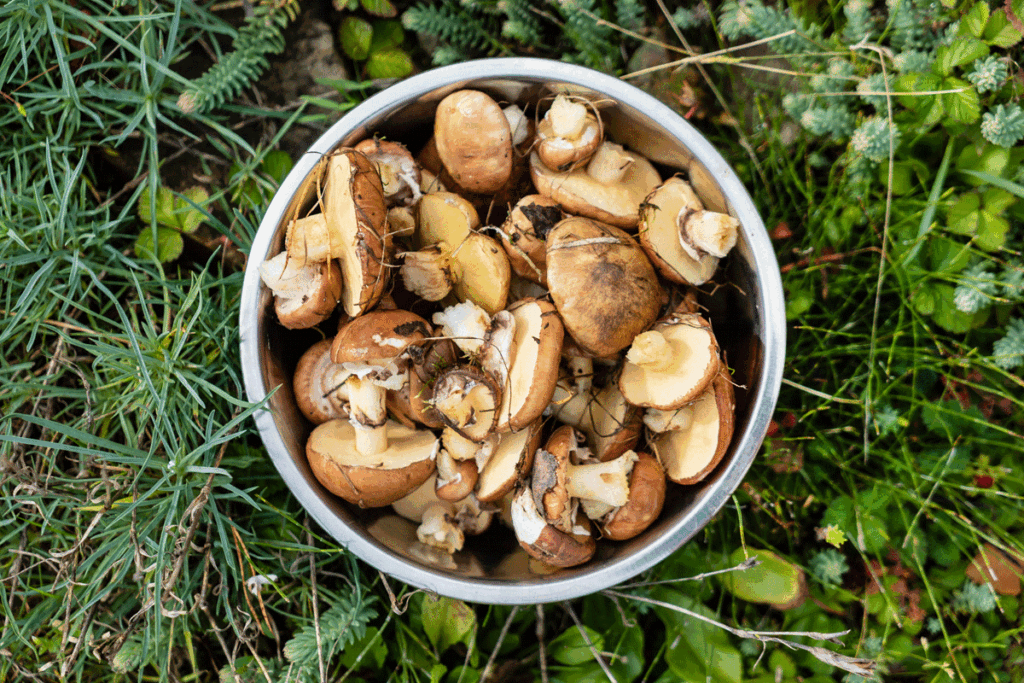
<box><xmin>392</xmin><ymin>476</ymin><xmax>495</xmax><ymax>554</ymax></box>
<box><xmin>258</xmin><ymin>253</ymin><xmax>342</xmax><ymax>329</ymax></box>
<box><xmin>638</xmin><ymin>177</ymin><xmax>720</xmax><ymax>286</ymax></box>
<box><xmin>400</xmin><ymin>242</ymin><xmax>456</xmax><ymax>302</ymax></box>
<box><xmin>431</xmin><ymin>367</ymin><xmax>502</xmax><ymax>442</ymax></box>
<box><xmin>331</xmin><ymin>309</ymin><xmax>431</xmax><ymax>455</ymax></box>
<box><xmin>306</xmin><ymin>419</ymin><xmax>438</xmax><ymax>508</ymax></box>
<box><xmin>353</xmin><ymin>138</ymin><xmax>422</xmax><ymax>207</ymax></box>
<box><xmin>545</xmin><ymin>217</ymin><xmax>662</xmax><ymax>357</ymax></box>
<box><xmin>434</xmin><ymin>430</ymin><xmax>485</xmax><ymax>502</ymax></box>
<box><xmin>535</xmin><ymin>94</ymin><xmax>603</xmax><ymax>171</ymax></box>
<box><xmin>554</xmin><ymin>381</ymin><xmax>642</xmax><ymax>463</ymax></box>
<box><xmin>618</xmin><ymin>313</ymin><xmax>720</xmax><ymax>410</ymax></box>
<box><xmin>323</xmin><ymin>148</ymin><xmax>391</xmax><ymax>317</ymax></box>
<box><xmin>511</xmin><ymin>485</ymin><xmax>596</xmax><ymax>568</ymax></box>
<box><xmin>499</xmin><ymin>195</ymin><xmax>564</xmax><ymax>284</ymax></box>
<box><xmin>493</xmin><ymin>298</ymin><xmax>564</xmax><ymax>432</ymax></box>
<box><xmin>530</xmin><ymin>141</ymin><xmax>661</xmax><ymax>229</ymax></box>
<box><xmin>432</xmin><ymin>300</ymin><xmax>493</xmax><ymax>358</ymax></box>
<box><xmin>650</xmin><ymin>371</ymin><xmax>735</xmax><ymax>485</ymax></box>
<box><xmin>678</xmin><ymin>207</ymin><xmax>740</xmax><ymax>262</ymax></box>
<box><xmin>293</xmin><ymin>338</ymin><xmax>349</xmax><ymax>424</ymax></box>
<box><xmin>531</xmin><ymin>426</ymin><xmax>638</xmax><ymax>533</ymax></box>
<box><xmin>434</xmin><ymin>90</ymin><xmax>514</xmax><ymax>195</ymax></box>
<box><xmin>597</xmin><ymin>452</ymin><xmax>666</xmax><ymax>541</ymax></box>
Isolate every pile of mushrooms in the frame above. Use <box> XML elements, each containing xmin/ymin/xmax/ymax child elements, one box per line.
<box><xmin>260</xmin><ymin>90</ymin><xmax>742</xmax><ymax>569</ymax></box>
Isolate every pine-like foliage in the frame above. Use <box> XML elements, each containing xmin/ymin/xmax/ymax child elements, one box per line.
<box><xmin>993</xmin><ymin>317</ymin><xmax>1024</xmax><ymax>370</ymax></box>
<box><xmin>403</xmin><ymin>1</ymin><xmax>494</xmax><ymax>55</ymax></box>
<box><xmin>282</xmin><ymin>595</ymin><xmax>379</xmax><ymax>682</ymax></box>
<box><xmin>177</xmin><ymin>0</ymin><xmax>299</xmax><ymax>114</ymax></box>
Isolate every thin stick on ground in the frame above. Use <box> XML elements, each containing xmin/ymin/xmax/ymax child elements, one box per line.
<box><xmin>562</xmin><ymin>601</ymin><xmax>617</xmax><ymax>683</ymax></box>
<box><xmin>536</xmin><ymin>604</ymin><xmax>549</xmax><ymax>683</ymax></box>
<box><xmin>480</xmin><ymin>605</ymin><xmax>520</xmax><ymax>683</ymax></box>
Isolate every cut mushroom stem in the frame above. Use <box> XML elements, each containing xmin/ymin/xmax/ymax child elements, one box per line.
<box><xmin>346</xmin><ymin>375</ymin><xmax>388</xmax><ymax>455</ymax></box>
<box><xmin>587</xmin><ymin>142</ymin><xmax>634</xmax><ymax>185</ymax></box>
<box><xmin>400</xmin><ymin>243</ymin><xmax>455</xmax><ymax>301</ymax></box>
<box><xmin>548</xmin><ymin>94</ymin><xmax>589</xmax><ymax>139</ymax></box>
<box><xmin>564</xmin><ymin>451</ymin><xmax>637</xmax><ymax>507</ymax></box>
<box><xmin>678</xmin><ymin>207</ymin><xmax>740</xmax><ymax>260</ymax></box>
<box><xmin>418</xmin><ymin>503</ymin><xmax>464</xmax><ymax>554</ymax></box>
<box><xmin>626</xmin><ymin>330</ymin><xmax>675</xmax><ymax>372</ymax></box>
<box><xmin>643</xmin><ymin>405</ymin><xmax>695</xmax><ymax>433</ymax></box>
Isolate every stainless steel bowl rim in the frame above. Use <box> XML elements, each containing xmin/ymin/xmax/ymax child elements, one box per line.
<box><xmin>240</xmin><ymin>58</ymin><xmax>785</xmax><ymax>604</ymax></box>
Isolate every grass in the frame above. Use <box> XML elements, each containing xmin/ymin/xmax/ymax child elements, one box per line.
<box><xmin>2</xmin><ymin>0</ymin><xmax>1024</xmax><ymax>681</ymax></box>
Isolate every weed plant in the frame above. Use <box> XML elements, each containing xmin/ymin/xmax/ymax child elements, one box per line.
<box><xmin>2</xmin><ymin>0</ymin><xmax>1024</xmax><ymax>681</ymax></box>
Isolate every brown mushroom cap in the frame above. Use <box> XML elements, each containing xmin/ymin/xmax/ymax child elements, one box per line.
<box><xmin>499</xmin><ymin>195</ymin><xmax>564</xmax><ymax>284</ymax></box>
<box><xmin>323</xmin><ymin>148</ymin><xmax>391</xmax><ymax>317</ymax></box>
<box><xmin>600</xmin><ymin>452</ymin><xmax>666</xmax><ymax>541</ymax></box>
<box><xmin>529</xmin><ymin>144</ymin><xmax>661</xmax><ymax>229</ymax></box>
<box><xmin>306</xmin><ymin>419</ymin><xmax>438</xmax><ymax>507</ymax></box>
<box><xmin>545</xmin><ymin>217</ymin><xmax>662</xmax><ymax>357</ymax></box>
<box><xmin>618</xmin><ymin>313</ymin><xmax>720</xmax><ymax>410</ymax></box>
<box><xmin>651</xmin><ymin>371</ymin><xmax>735</xmax><ymax>485</ymax></box>
<box><xmin>434</xmin><ymin>90</ymin><xmax>514</xmax><ymax>195</ymax></box>
<box><xmin>294</xmin><ymin>339</ymin><xmax>349</xmax><ymax>424</ymax></box>
<box><xmin>435</xmin><ymin>451</ymin><xmax>479</xmax><ymax>502</ymax></box>
<box><xmin>535</xmin><ymin>97</ymin><xmax>603</xmax><ymax>172</ymax></box>
<box><xmin>495</xmin><ymin>298</ymin><xmax>565</xmax><ymax>432</ymax></box>
<box><xmin>331</xmin><ymin>309</ymin><xmax>431</xmax><ymax>365</ymax></box>
<box><xmin>638</xmin><ymin>177</ymin><xmax>720</xmax><ymax>286</ymax></box>
<box><xmin>408</xmin><ymin>339</ymin><xmax>459</xmax><ymax>429</ymax></box>
<box><xmin>476</xmin><ymin>421</ymin><xmax>542</xmax><ymax>503</ymax></box>
<box><xmin>511</xmin><ymin>486</ymin><xmax>596</xmax><ymax>568</ymax></box>
<box><xmin>259</xmin><ymin>254</ymin><xmax>342</xmax><ymax>330</ymax></box>
<box><xmin>431</xmin><ymin>367</ymin><xmax>502</xmax><ymax>442</ymax></box>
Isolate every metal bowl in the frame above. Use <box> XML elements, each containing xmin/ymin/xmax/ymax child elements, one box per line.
<box><xmin>239</xmin><ymin>58</ymin><xmax>785</xmax><ymax>604</ymax></box>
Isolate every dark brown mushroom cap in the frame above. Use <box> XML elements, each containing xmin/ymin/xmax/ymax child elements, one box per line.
<box><xmin>306</xmin><ymin>419</ymin><xmax>438</xmax><ymax>508</ymax></box>
<box><xmin>500</xmin><ymin>195</ymin><xmax>564</xmax><ymax>284</ymax></box>
<box><xmin>271</xmin><ymin>259</ymin><xmax>343</xmax><ymax>330</ymax></box>
<box><xmin>434</xmin><ymin>90</ymin><xmax>514</xmax><ymax>195</ymax></box>
<box><xmin>511</xmin><ymin>486</ymin><xmax>596</xmax><ymax>568</ymax></box>
<box><xmin>600</xmin><ymin>452</ymin><xmax>665</xmax><ymax>541</ymax></box>
<box><xmin>545</xmin><ymin>217</ymin><xmax>663</xmax><ymax>357</ymax></box>
<box><xmin>331</xmin><ymin>309</ymin><xmax>431</xmax><ymax>365</ymax></box>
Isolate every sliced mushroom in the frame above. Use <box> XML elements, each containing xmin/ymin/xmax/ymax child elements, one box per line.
<box><xmin>511</xmin><ymin>485</ymin><xmax>596</xmax><ymax>568</ymax></box>
<box><xmin>434</xmin><ymin>90</ymin><xmax>514</xmax><ymax>195</ymax></box>
<box><xmin>499</xmin><ymin>194</ymin><xmax>564</xmax><ymax>284</ymax></box>
<box><xmin>554</xmin><ymin>382</ymin><xmax>642</xmax><ymax>463</ymax></box>
<box><xmin>294</xmin><ymin>338</ymin><xmax>349</xmax><ymax>424</ymax></box>
<box><xmin>598</xmin><ymin>452</ymin><xmax>666</xmax><ymax>541</ymax></box>
<box><xmin>475</xmin><ymin>420</ymin><xmax>542</xmax><ymax>503</ymax></box>
<box><xmin>400</xmin><ymin>242</ymin><xmax>455</xmax><ymax>302</ymax></box>
<box><xmin>530</xmin><ymin>141</ymin><xmax>661</xmax><ymax>229</ymax></box>
<box><xmin>306</xmin><ymin>419</ymin><xmax>438</xmax><ymax>508</ymax></box>
<box><xmin>323</xmin><ymin>148</ymin><xmax>391</xmax><ymax>317</ymax></box>
<box><xmin>535</xmin><ymin>94</ymin><xmax>603</xmax><ymax>171</ymax></box>
<box><xmin>331</xmin><ymin>309</ymin><xmax>431</xmax><ymax>454</ymax></box>
<box><xmin>431</xmin><ymin>367</ymin><xmax>502</xmax><ymax>442</ymax></box>
<box><xmin>258</xmin><ymin>253</ymin><xmax>342</xmax><ymax>329</ymax></box>
<box><xmin>432</xmin><ymin>300</ymin><xmax>493</xmax><ymax>358</ymax></box>
<box><xmin>638</xmin><ymin>177</ymin><xmax>720</xmax><ymax>286</ymax></box>
<box><xmin>651</xmin><ymin>371</ymin><xmax>735</xmax><ymax>485</ymax></box>
<box><xmin>618</xmin><ymin>313</ymin><xmax>720</xmax><ymax>410</ymax></box>
<box><xmin>494</xmin><ymin>298</ymin><xmax>564</xmax><ymax>432</ymax></box>
<box><xmin>284</xmin><ymin>213</ymin><xmax>334</xmax><ymax>266</ymax></box>
<box><xmin>546</xmin><ymin>217</ymin><xmax>662</xmax><ymax>357</ymax></box>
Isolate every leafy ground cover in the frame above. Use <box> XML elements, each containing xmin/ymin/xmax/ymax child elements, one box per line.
<box><xmin>1</xmin><ymin>0</ymin><xmax>1023</xmax><ymax>681</ymax></box>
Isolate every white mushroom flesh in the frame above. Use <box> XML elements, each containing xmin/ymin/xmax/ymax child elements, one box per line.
<box><xmin>678</xmin><ymin>208</ymin><xmax>740</xmax><ymax>260</ymax></box>
<box><xmin>510</xmin><ymin>485</ymin><xmax>549</xmax><ymax>545</ymax></box>
<box><xmin>565</xmin><ymin>451</ymin><xmax>638</xmax><ymax>508</ymax></box>
<box><xmin>417</xmin><ymin>503</ymin><xmax>465</xmax><ymax>553</ymax></box>
<box><xmin>625</xmin><ymin>330</ymin><xmax>675</xmax><ymax>372</ymax></box>
<box><xmin>586</xmin><ymin>142</ymin><xmax>634</xmax><ymax>185</ymax></box>
<box><xmin>432</xmin><ymin>300</ymin><xmax>491</xmax><ymax>357</ymax></box>
<box><xmin>503</xmin><ymin>104</ymin><xmax>530</xmax><ymax>146</ymax></box>
<box><xmin>400</xmin><ymin>244</ymin><xmax>454</xmax><ymax>301</ymax></box>
<box><xmin>644</xmin><ymin>405</ymin><xmax>695</xmax><ymax>433</ymax></box>
<box><xmin>547</xmin><ymin>95</ymin><xmax>588</xmax><ymax>139</ymax></box>
<box><xmin>258</xmin><ymin>252</ymin><xmax>320</xmax><ymax>300</ymax></box>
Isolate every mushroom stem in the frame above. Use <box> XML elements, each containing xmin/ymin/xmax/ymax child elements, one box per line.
<box><xmin>503</xmin><ymin>104</ymin><xmax>530</xmax><ymax>146</ymax></box>
<box><xmin>625</xmin><ymin>330</ymin><xmax>676</xmax><ymax>373</ymax></box>
<box><xmin>346</xmin><ymin>376</ymin><xmax>388</xmax><ymax>455</ymax></box>
<box><xmin>418</xmin><ymin>503</ymin><xmax>464</xmax><ymax>553</ymax></box>
<box><xmin>568</xmin><ymin>357</ymin><xmax>593</xmax><ymax>395</ymax></box>
<box><xmin>643</xmin><ymin>405</ymin><xmax>695</xmax><ymax>433</ymax></box>
<box><xmin>548</xmin><ymin>95</ymin><xmax>588</xmax><ymax>139</ymax></box>
<box><xmin>400</xmin><ymin>243</ymin><xmax>455</xmax><ymax>302</ymax></box>
<box><xmin>586</xmin><ymin>142</ymin><xmax>634</xmax><ymax>185</ymax></box>
<box><xmin>565</xmin><ymin>451</ymin><xmax>637</xmax><ymax>508</ymax></box>
<box><xmin>678</xmin><ymin>208</ymin><xmax>740</xmax><ymax>260</ymax></box>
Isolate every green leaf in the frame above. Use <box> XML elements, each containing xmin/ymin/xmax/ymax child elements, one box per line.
<box><xmin>983</xmin><ymin>7</ymin><xmax>1024</xmax><ymax>47</ymax></box>
<box><xmin>137</xmin><ymin>185</ymin><xmax>176</xmax><ymax>226</ymax></box>
<box><xmin>946</xmin><ymin>188</ymin><xmax>1013</xmax><ymax>250</ymax></box>
<box><xmin>370</xmin><ymin>19</ymin><xmax>405</xmax><ymax>52</ymax></box>
<box><xmin>361</xmin><ymin>0</ymin><xmax>397</xmax><ymax>17</ymax></box>
<box><xmin>929</xmin><ymin>284</ymin><xmax>990</xmax><ymax>332</ymax></box>
<box><xmin>548</xmin><ymin>626</ymin><xmax>605</xmax><ymax>666</ymax></box>
<box><xmin>134</xmin><ymin>226</ymin><xmax>183</xmax><ymax>263</ymax></box>
<box><xmin>960</xmin><ymin>169</ymin><xmax>1024</xmax><ymax>199</ymax></box>
<box><xmin>720</xmin><ymin>548</ymin><xmax>807</xmax><ymax>609</ymax></box>
<box><xmin>261</xmin><ymin>150</ymin><xmax>294</xmax><ymax>184</ymax></box>
<box><xmin>429</xmin><ymin>664</ymin><xmax>447</xmax><ymax>683</ymax></box>
<box><xmin>823</xmin><ymin>525</ymin><xmax>847</xmax><ymax>548</ymax></box>
<box><xmin>934</xmin><ymin>39</ymin><xmax>989</xmax><ymax>76</ymax></box>
<box><xmin>421</xmin><ymin>595</ymin><xmax>476</xmax><ymax>654</ymax></box>
<box><xmin>339</xmin><ymin>17</ymin><xmax>374</xmax><ymax>60</ymax></box>
<box><xmin>445</xmin><ymin>667</ymin><xmax>481</xmax><ymax>683</ymax></box>
<box><xmin>654</xmin><ymin>588</ymin><xmax>743</xmax><ymax>683</ymax></box>
<box><xmin>178</xmin><ymin>186</ymin><xmax>209</xmax><ymax>234</ymax></box>
<box><xmin>957</xmin><ymin>143</ymin><xmax>1011</xmax><ymax>184</ymax></box>
<box><xmin>913</xmin><ymin>283</ymin><xmax>938</xmax><ymax>315</ymax></box>
<box><xmin>926</xmin><ymin>235</ymin><xmax>971</xmax><ymax>274</ymax></box>
<box><xmin>337</xmin><ymin>627</ymin><xmax>388</xmax><ymax>671</ymax></box>
<box><xmin>961</xmin><ymin>1</ymin><xmax>990</xmax><ymax>37</ymax></box>
<box><xmin>366</xmin><ymin>47</ymin><xmax>413</xmax><ymax>79</ymax></box>
<box><xmin>941</xmin><ymin>77</ymin><xmax>979</xmax><ymax>124</ymax></box>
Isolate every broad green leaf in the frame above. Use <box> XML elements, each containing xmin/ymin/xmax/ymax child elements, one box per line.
<box><xmin>934</xmin><ymin>39</ymin><xmax>988</xmax><ymax>76</ymax></box>
<box><xmin>897</xmin><ymin>73</ymin><xmax>945</xmax><ymax>126</ymax></box>
<box><xmin>429</xmin><ymin>664</ymin><xmax>447</xmax><ymax>683</ymax></box>
<box><xmin>421</xmin><ymin>595</ymin><xmax>476</xmax><ymax>654</ymax></box>
<box><xmin>957</xmin><ymin>142</ymin><xmax>1011</xmax><ymax>184</ymax></box>
<box><xmin>720</xmin><ymin>548</ymin><xmax>807</xmax><ymax>609</ymax></box>
<box><xmin>929</xmin><ymin>284</ymin><xmax>990</xmax><ymax>332</ymax></box>
<box><xmin>370</xmin><ymin>19</ymin><xmax>405</xmax><ymax>52</ymax></box>
<box><xmin>926</xmin><ymin>235</ymin><xmax>971</xmax><ymax>274</ymax></box>
<box><xmin>983</xmin><ymin>6</ymin><xmax>1023</xmax><ymax>46</ymax></box>
<box><xmin>178</xmin><ymin>186</ymin><xmax>209</xmax><ymax>234</ymax></box>
<box><xmin>137</xmin><ymin>185</ymin><xmax>176</xmax><ymax>226</ymax></box>
<box><xmin>941</xmin><ymin>77</ymin><xmax>979</xmax><ymax>124</ymax></box>
<box><xmin>913</xmin><ymin>283</ymin><xmax>938</xmax><ymax>315</ymax></box>
<box><xmin>946</xmin><ymin>192</ymin><xmax>981</xmax><ymax>235</ymax></box>
<box><xmin>548</xmin><ymin>626</ymin><xmax>605</xmax><ymax>666</ymax></box>
<box><xmin>134</xmin><ymin>226</ymin><xmax>183</xmax><ymax>263</ymax></box>
<box><xmin>339</xmin><ymin>16</ymin><xmax>373</xmax><ymax>60</ymax></box>
<box><xmin>337</xmin><ymin>627</ymin><xmax>387</xmax><ymax>671</ymax></box>
<box><xmin>946</xmin><ymin>188</ymin><xmax>1013</xmax><ymax>250</ymax></box>
<box><xmin>361</xmin><ymin>0</ymin><xmax>397</xmax><ymax>17</ymax></box>
<box><xmin>961</xmin><ymin>1</ymin><xmax>990</xmax><ymax>37</ymax></box>
<box><xmin>366</xmin><ymin>47</ymin><xmax>413</xmax><ymax>79</ymax></box>
<box><xmin>650</xmin><ymin>587</ymin><xmax>741</xmax><ymax>683</ymax></box>
<box><xmin>261</xmin><ymin>150</ymin><xmax>294</xmax><ymax>184</ymax></box>
<box><xmin>444</xmin><ymin>667</ymin><xmax>481</xmax><ymax>683</ymax></box>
